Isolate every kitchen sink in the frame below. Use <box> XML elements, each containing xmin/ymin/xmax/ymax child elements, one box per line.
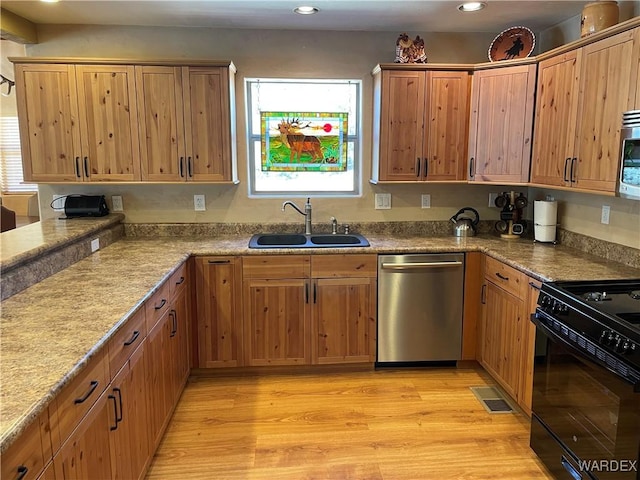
<box><xmin>248</xmin><ymin>233</ymin><xmax>369</xmax><ymax>249</ymax></box>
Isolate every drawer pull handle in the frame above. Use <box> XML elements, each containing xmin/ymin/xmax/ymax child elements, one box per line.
<box><xmin>123</xmin><ymin>330</ymin><xmax>140</xmax><ymax>346</ymax></box>
<box><xmin>481</xmin><ymin>284</ymin><xmax>487</xmax><ymax>304</ymax></box>
<box><xmin>187</xmin><ymin>156</ymin><xmax>193</xmax><ymax>177</ymax></box>
<box><xmin>313</xmin><ymin>282</ymin><xmax>317</xmax><ymax>304</ymax></box>
<box><xmin>495</xmin><ymin>272</ymin><xmax>509</xmax><ymax>281</ymax></box>
<box><xmin>16</xmin><ymin>466</ymin><xmax>28</xmax><ymax>480</ymax></box>
<box><xmin>179</xmin><ymin>157</ymin><xmax>185</xmax><ymax>178</ymax></box>
<box><xmin>208</xmin><ymin>259</ymin><xmax>231</xmax><ymax>264</ymax></box>
<box><xmin>114</xmin><ymin>387</ymin><xmax>123</xmax><ymax>423</ymax></box>
<box><xmin>416</xmin><ymin>157</ymin><xmax>420</xmax><ymax>177</ymax></box>
<box><xmin>75</xmin><ymin>157</ymin><xmax>81</xmax><ymax>178</ymax></box>
<box><xmin>74</xmin><ymin>380</ymin><xmax>99</xmax><ymax>404</ymax></box>
<box><xmin>529</xmin><ymin>281</ymin><xmax>541</xmax><ymax>291</ymax></box>
<box><xmin>154</xmin><ymin>299</ymin><xmax>167</xmax><ymax>310</ymax></box>
<box><xmin>169</xmin><ymin>310</ymin><xmax>177</xmax><ymax>337</ymax></box>
<box><xmin>175</xmin><ymin>276</ymin><xmax>185</xmax><ymax>286</ymax></box>
<box><xmin>83</xmin><ymin>157</ymin><xmax>90</xmax><ymax>178</ymax></box>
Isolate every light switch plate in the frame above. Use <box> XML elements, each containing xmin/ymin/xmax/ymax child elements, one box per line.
<box><xmin>488</xmin><ymin>193</ymin><xmax>499</xmax><ymax>207</ymax></box>
<box><xmin>91</xmin><ymin>238</ymin><xmax>100</xmax><ymax>252</ymax></box>
<box><xmin>601</xmin><ymin>205</ymin><xmax>610</xmax><ymax>224</ymax></box>
<box><xmin>194</xmin><ymin>195</ymin><xmax>206</xmax><ymax>211</ymax></box>
<box><xmin>421</xmin><ymin>194</ymin><xmax>431</xmax><ymax>209</ymax></box>
<box><xmin>375</xmin><ymin>193</ymin><xmax>391</xmax><ymax>210</ymax></box>
<box><xmin>111</xmin><ymin>195</ymin><xmax>123</xmax><ymax>212</ymax></box>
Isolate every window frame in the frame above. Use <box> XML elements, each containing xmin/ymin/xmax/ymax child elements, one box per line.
<box><xmin>245</xmin><ymin>78</ymin><xmax>362</xmax><ymax>198</ymax></box>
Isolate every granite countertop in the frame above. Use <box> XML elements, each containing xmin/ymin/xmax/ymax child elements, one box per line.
<box><xmin>1</xmin><ymin>231</ymin><xmax>639</xmax><ymax>453</ymax></box>
<box><xmin>0</xmin><ymin>214</ymin><xmax>125</xmax><ymax>273</ymax></box>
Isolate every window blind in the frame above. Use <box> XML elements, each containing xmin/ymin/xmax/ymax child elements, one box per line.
<box><xmin>0</xmin><ymin>117</ymin><xmax>36</xmax><ymax>193</ymax></box>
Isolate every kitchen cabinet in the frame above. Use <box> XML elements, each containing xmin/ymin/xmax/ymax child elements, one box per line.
<box><xmin>242</xmin><ymin>256</ymin><xmax>311</xmax><ymax>366</ymax></box>
<box><xmin>241</xmin><ymin>255</ymin><xmax>377</xmax><ymax>367</ymax></box>
<box><xmin>479</xmin><ymin>256</ymin><xmax>527</xmax><ymax>404</ymax></box>
<box><xmin>0</xmin><ymin>412</ymin><xmax>49</xmax><ymax>480</ymax></box>
<box><xmin>136</xmin><ymin>64</ymin><xmax>237</xmax><ymax>182</ymax></box>
<box><xmin>531</xmin><ymin>27</ymin><xmax>640</xmax><ymax>193</ymax></box>
<box><xmin>14</xmin><ymin>63</ymin><xmax>140</xmax><ymax>183</ymax></box>
<box><xmin>144</xmin><ymin>263</ymin><xmax>190</xmax><ymax>451</ymax></box>
<box><xmin>479</xmin><ymin>255</ymin><xmax>539</xmax><ymax>415</ymax></box>
<box><xmin>468</xmin><ymin>64</ymin><xmax>536</xmax><ymax>183</ymax></box>
<box><xmin>52</xmin><ymin>388</ymin><xmax>114</xmax><ymax>480</ymax></box>
<box><xmin>195</xmin><ymin>256</ymin><xmax>244</xmax><ymax>368</ymax></box>
<box><xmin>311</xmin><ymin>255</ymin><xmax>377</xmax><ymax>364</ymax></box>
<box><xmin>371</xmin><ymin>66</ymin><xmax>470</xmax><ymax>182</ymax></box>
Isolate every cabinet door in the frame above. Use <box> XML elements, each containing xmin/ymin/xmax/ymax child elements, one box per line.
<box><xmin>468</xmin><ymin>64</ymin><xmax>536</xmax><ymax>183</ymax></box>
<box><xmin>312</xmin><ymin>277</ymin><xmax>376</xmax><ymax>364</ymax></box>
<box><xmin>110</xmin><ymin>343</ymin><xmax>150</xmax><ymax>480</ymax></box>
<box><xmin>53</xmin><ymin>389</ymin><xmax>114</xmax><ymax>480</ymax></box>
<box><xmin>75</xmin><ymin>65</ymin><xmax>140</xmax><ymax>181</ymax></box>
<box><xmin>145</xmin><ymin>309</ymin><xmax>172</xmax><ymax>452</ymax></box>
<box><xmin>196</xmin><ymin>257</ymin><xmax>243</xmax><ymax>368</ymax></box>
<box><xmin>480</xmin><ymin>281</ymin><xmax>523</xmax><ymax>401</ymax></box>
<box><xmin>243</xmin><ymin>278</ymin><xmax>310</xmax><ymax>366</ymax></box>
<box><xmin>425</xmin><ymin>71</ymin><xmax>469</xmax><ymax>181</ymax></box>
<box><xmin>530</xmin><ymin>51</ymin><xmax>581</xmax><ymax>187</ymax></box>
<box><xmin>0</xmin><ymin>413</ymin><xmax>46</xmax><ymax>480</ymax></box>
<box><xmin>574</xmin><ymin>28</ymin><xmax>640</xmax><ymax>192</ymax></box>
<box><xmin>170</xmin><ymin>286</ymin><xmax>190</xmax><ymax>403</ymax></box>
<box><xmin>517</xmin><ymin>278</ymin><xmax>541</xmax><ymax>417</ymax></box>
<box><xmin>136</xmin><ymin>66</ymin><xmax>186</xmax><ymax>181</ymax></box>
<box><xmin>14</xmin><ymin>64</ymin><xmax>82</xmax><ymax>182</ymax></box>
<box><xmin>378</xmin><ymin>70</ymin><xmax>426</xmax><ymax>181</ymax></box>
<box><xmin>182</xmin><ymin>67</ymin><xmax>233</xmax><ymax>181</ymax></box>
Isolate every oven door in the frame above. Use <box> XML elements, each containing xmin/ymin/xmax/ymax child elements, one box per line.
<box><xmin>530</xmin><ymin>312</ymin><xmax>640</xmax><ymax>480</ymax></box>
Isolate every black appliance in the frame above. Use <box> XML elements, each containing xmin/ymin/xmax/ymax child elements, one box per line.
<box><xmin>63</xmin><ymin>195</ymin><xmax>109</xmax><ymax>218</ymax></box>
<box><xmin>530</xmin><ymin>279</ymin><xmax>640</xmax><ymax>480</ymax></box>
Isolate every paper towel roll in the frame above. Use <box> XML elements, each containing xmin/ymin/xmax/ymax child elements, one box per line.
<box><xmin>534</xmin><ymin>200</ymin><xmax>558</xmax><ymax>226</ymax></box>
<box><xmin>535</xmin><ymin>225</ymin><xmax>557</xmax><ymax>243</ymax></box>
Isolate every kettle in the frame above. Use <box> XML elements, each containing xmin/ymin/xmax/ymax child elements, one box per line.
<box><xmin>450</xmin><ymin>207</ymin><xmax>480</xmax><ymax>237</ymax></box>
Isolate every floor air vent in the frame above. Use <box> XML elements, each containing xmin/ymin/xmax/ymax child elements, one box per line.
<box><xmin>470</xmin><ymin>386</ymin><xmax>514</xmax><ymax>414</ymax></box>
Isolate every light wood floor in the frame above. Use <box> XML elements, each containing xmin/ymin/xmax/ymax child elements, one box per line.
<box><xmin>147</xmin><ymin>367</ymin><xmax>553</xmax><ymax>479</ymax></box>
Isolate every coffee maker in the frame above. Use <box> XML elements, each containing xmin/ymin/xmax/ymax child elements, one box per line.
<box><xmin>494</xmin><ymin>191</ymin><xmax>527</xmax><ymax>239</ymax></box>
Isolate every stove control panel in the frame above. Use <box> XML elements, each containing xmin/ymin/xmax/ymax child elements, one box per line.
<box><xmin>599</xmin><ymin>329</ymin><xmax>637</xmax><ymax>355</ymax></box>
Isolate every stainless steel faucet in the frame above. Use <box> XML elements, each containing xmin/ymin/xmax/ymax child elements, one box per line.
<box><xmin>282</xmin><ymin>197</ymin><xmax>312</xmax><ymax>234</ymax></box>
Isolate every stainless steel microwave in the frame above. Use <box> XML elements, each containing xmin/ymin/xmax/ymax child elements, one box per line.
<box><xmin>619</xmin><ymin>110</ymin><xmax>640</xmax><ymax>200</ymax></box>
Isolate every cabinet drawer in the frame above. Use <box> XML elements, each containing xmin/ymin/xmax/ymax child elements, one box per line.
<box><xmin>169</xmin><ymin>261</ymin><xmax>188</xmax><ymax>299</ymax></box>
<box><xmin>484</xmin><ymin>256</ymin><xmax>526</xmax><ymax>298</ymax></box>
<box><xmin>1</xmin><ymin>413</ymin><xmax>47</xmax><ymax>480</ymax></box>
<box><xmin>311</xmin><ymin>254</ymin><xmax>377</xmax><ymax>278</ymax></box>
<box><xmin>242</xmin><ymin>255</ymin><xmax>310</xmax><ymax>279</ymax></box>
<box><xmin>107</xmin><ymin>307</ymin><xmax>146</xmax><ymax>379</ymax></box>
<box><xmin>49</xmin><ymin>350</ymin><xmax>108</xmax><ymax>452</ymax></box>
<box><xmin>145</xmin><ymin>279</ymin><xmax>170</xmax><ymax>331</ymax></box>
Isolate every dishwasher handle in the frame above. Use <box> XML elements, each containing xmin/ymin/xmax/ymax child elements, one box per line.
<box><xmin>381</xmin><ymin>261</ymin><xmax>463</xmax><ymax>270</ymax></box>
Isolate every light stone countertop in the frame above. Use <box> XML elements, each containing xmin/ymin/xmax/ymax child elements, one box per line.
<box><xmin>1</xmin><ymin>232</ymin><xmax>639</xmax><ymax>453</ymax></box>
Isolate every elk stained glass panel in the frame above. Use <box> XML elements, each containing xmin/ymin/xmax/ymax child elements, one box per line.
<box><xmin>261</xmin><ymin>112</ymin><xmax>348</xmax><ymax>172</ymax></box>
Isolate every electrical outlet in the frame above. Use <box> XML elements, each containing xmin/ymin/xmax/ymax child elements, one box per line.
<box><xmin>421</xmin><ymin>194</ymin><xmax>431</xmax><ymax>209</ymax></box>
<box><xmin>545</xmin><ymin>195</ymin><xmax>555</xmax><ymax>201</ymax></box>
<box><xmin>601</xmin><ymin>205</ymin><xmax>610</xmax><ymax>225</ymax></box>
<box><xmin>375</xmin><ymin>193</ymin><xmax>391</xmax><ymax>210</ymax></box>
<box><xmin>194</xmin><ymin>194</ymin><xmax>206</xmax><ymax>211</ymax></box>
<box><xmin>91</xmin><ymin>238</ymin><xmax>100</xmax><ymax>252</ymax></box>
<box><xmin>111</xmin><ymin>195</ymin><xmax>123</xmax><ymax>212</ymax></box>
<box><xmin>52</xmin><ymin>194</ymin><xmax>66</xmax><ymax>211</ymax></box>
<box><xmin>488</xmin><ymin>193</ymin><xmax>499</xmax><ymax>207</ymax></box>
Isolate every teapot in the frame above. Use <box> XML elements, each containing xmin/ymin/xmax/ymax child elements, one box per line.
<box><xmin>449</xmin><ymin>207</ymin><xmax>480</xmax><ymax>237</ymax></box>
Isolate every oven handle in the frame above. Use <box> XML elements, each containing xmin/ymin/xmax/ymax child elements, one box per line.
<box><xmin>532</xmin><ymin>311</ymin><xmax>640</xmax><ymax>391</ymax></box>
<box><xmin>561</xmin><ymin>455</ymin><xmax>583</xmax><ymax>480</ymax></box>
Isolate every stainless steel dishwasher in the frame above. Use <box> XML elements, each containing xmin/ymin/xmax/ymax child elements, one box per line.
<box><xmin>377</xmin><ymin>253</ymin><xmax>465</xmax><ymax>365</ymax></box>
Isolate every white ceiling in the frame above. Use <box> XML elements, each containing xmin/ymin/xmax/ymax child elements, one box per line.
<box><xmin>0</xmin><ymin>0</ymin><xmax>595</xmax><ymax>34</ymax></box>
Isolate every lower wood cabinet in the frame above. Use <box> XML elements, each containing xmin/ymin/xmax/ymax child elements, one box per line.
<box><xmin>0</xmin><ymin>412</ymin><xmax>49</xmax><ymax>480</ymax></box>
<box><xmin>479</xmin><ymin>255</ymin><xmax>539</xmax><ymax>415</ymax></box>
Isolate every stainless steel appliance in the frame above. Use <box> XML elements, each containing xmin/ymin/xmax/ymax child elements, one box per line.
<box><xmin>530</xmin><ymin>279</ymin><xmax>640</xmax><ymax>480</ymax></box>
<box><xmin>377</xmin><ymin>253</ymin><xmax>464</xmax><ymax>364</ymax></box>
<box><xmin>619</xmin><ymin>110</ymin><xmax>640</xmax><ymax>200</ymax></box>
<box><xmin>449</xmin><ymin>208</ymin><xmax>479</xmax><ymax>237</ymax></box>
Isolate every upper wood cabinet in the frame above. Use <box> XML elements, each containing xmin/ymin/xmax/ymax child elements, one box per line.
<box><xmin>468</xmin><ymin>64</ymin><xmax>536</xmax><ymax>184</ymax></box>
<box><xmin>531</xmin><ymin>27</ymin><xmax>640</xmax><ymax>193</ymax></box>
<box><xmin>12</xmin><ymin>58</ymin><xmax>237</xmax><ymax>184</ymax></box>
<box><xmin>371</xmin><ymin>66</ymin><xmax>470</xmax><ymax>182</ymax></box>
<box><xmin>14</xmin><ymin>63</ymin><xmax>140</xmax><ymax>183</ymax></box>
<box><xmin>136</xmin><ymin>65</ymin><xmax>237</xmax><ymax>182</ymax></box>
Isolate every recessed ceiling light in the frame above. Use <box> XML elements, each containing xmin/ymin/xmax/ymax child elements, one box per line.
<box><xmin>40</xmin><ymin>0</ymin><xmax>59</xmax><ymax>3</ymax></box>
<box><xmin>458</xmin><ymin>2</ymin><xmax>487</xmax><ymax>12</ymax></box>
<box><xmin>294</xmin><ymin>6</ymin><xmax>319</xmax><ymax>15</ymax></box>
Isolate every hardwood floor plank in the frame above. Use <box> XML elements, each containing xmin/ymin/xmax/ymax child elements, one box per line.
<box><xmin>147</xmin><ymin>367</ymin><xmax>552</xmax><ymax>479</ymax></box>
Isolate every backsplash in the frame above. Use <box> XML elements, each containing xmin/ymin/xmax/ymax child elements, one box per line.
<box><xmin>557</xmin><ymin>228</ymin><xmax>640</xmax><ymax>270</ymax></box>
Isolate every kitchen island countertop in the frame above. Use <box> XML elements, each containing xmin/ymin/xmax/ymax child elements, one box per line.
<box><xmin>1</xmin><ymin>230</ymin><xmax>639</xmax><ymax>453</ymax></box>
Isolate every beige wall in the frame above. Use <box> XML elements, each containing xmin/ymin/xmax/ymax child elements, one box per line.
<box><xmin>22</xmin><ymin>23</ymin><xmax>640</xmax><ymax>250</ymax></box>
